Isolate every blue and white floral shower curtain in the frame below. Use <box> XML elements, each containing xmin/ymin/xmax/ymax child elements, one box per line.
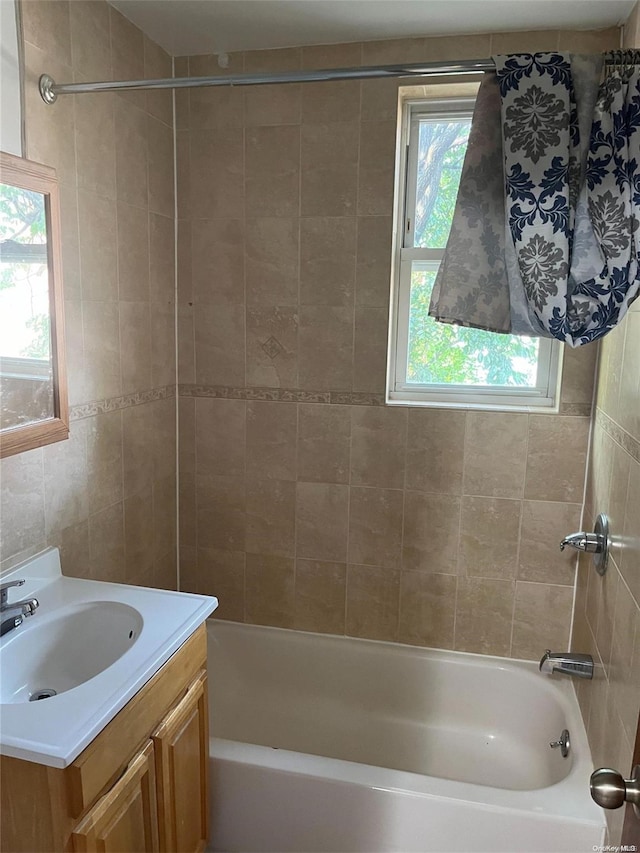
<box><xmin>429</xmin><ymin>52</ymin><xmax>640</xmax><ymax>347</ymax></box>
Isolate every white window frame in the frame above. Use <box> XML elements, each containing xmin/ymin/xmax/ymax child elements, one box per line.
<box><xmin>386</xmin><ymin>96</ymin><xmax>563</xmax><ymax>412</ymax></box>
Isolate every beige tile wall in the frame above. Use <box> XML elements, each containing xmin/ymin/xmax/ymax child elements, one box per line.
<box><xmin>625</xmin><ymin>1</ymin><xmax>640</xmax><ymax>47</ymax></box>
<box><xmin>177</xmin><ymin>27</ymin><xmax>618</xmax><ymax>657</ymax></box>
<box><xmin>569</xmin><ymin>16</ymin><xmax>640</xmax><ymax>846</ymax></box>
<box><xmin>0</xmin><ymin>5</ymin><xmax>626</xmax><ymax>674</ymax></box>
<box><xmin>0</xmin><ymin>0</ymin><xmax>177</xmax><ymax>589</ymax></box>
<box><xmin>572</xmin><ymin>308</ymin><xmax>640</xmax><ymax>846</ymax></box>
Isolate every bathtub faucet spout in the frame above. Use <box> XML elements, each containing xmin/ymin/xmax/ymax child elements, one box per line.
<box><xmin>539</xmin><ymin>649</ymin><xmax>593</xmax><ymax>679</ymax></box>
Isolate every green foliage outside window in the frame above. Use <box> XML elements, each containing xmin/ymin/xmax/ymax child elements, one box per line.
<box><xmin>0</xmin><ymin>185</ymin><xmax>46</xmax><ymax>291</ymax></box>
<box><xmin>408</xmin><ymin>270</ymin><xmax>539</xmax><ymax>386</ymax></box>
<box><xmin>21</xmin><ymin>314</ymin><xmax>51</xmax><ymax>360</ymax></box>
<box><xmin>407</xmin><ymin>119</ymin><xmax>539</xmax><ymax>387</ymax></box>
<box><xmin>0</xmin><ymin>184</ymin><xmax>51</xmax><ymax>361</ymax></box>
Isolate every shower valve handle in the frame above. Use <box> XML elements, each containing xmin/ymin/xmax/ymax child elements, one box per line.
<box><xmin>559</xmin><ymin>514</ymin><xmax>610</xmax><ymax>576</ymax></box>
<box><xmin>559</xmin><ymin>532</ymin><xmax>603</xmax><ymax>553</ymax></box>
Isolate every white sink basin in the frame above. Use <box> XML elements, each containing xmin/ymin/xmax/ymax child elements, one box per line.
<box><xmin>0</xmin><ymin>601</ymin><xmax>143</xmax><ymax>704</ymax></box>
<box><xmin>0</xmin><ymin>548</ymin><xmax>217</xmax><ymax>767</ymax></box>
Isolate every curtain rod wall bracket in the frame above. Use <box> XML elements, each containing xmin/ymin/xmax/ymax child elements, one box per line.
<box><xmin>39</xmin><ymin>75</ymin><xmax>57</xmax><ymax>105</ymax></box>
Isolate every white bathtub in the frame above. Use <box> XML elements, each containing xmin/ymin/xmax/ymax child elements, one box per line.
<box><xmin>207</xmin><ymin>621</ymin><xmax>605</xmax><ymax>853</ymax></box>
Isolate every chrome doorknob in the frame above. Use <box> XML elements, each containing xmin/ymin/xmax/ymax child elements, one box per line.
<box><xmin>590</xmin><ymin>765</ymin><xmax>640</xmax><ymax>816</ymax></box>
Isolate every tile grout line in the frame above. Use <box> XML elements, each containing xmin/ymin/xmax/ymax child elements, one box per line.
<box><xmin>398</xmin><ymin>408</ymin><xmax>409</xmax><ymax>642</ymax></box>
<box><xmin>172</xmin><ymin>53</ymin><xmax>180</xmax><ymax>592</ymax></box>
<box><xmin>570</xmin><ymin>348</ymin><xmax>601</xmax><ymax>649</ymax></box>
<box><xmin>344</xmin><ymin>399</ymin><xmax>354</xmax><ymax>636</ymax></box>
<box><xmin>508</xmin><ymin>414</ymin><xmax>531</xmax><ymax>658</ymax></box>
<box><xmin>292</xmin><ymin>66</ymin><xmax>303</xmax><ymax>631</ymax></box>
<box><xmin>453</xmin><ymin>411</ymin><xmax>470</xmax><ymax>651</ymax></box>
<box><xmin>240</xmin><ymin>54</ymin><xmax>248</xmax><ymax>623</ymax></box>
<box><xmin>292</xmin><ymin>403</ymin><xmax>300</xmax><ymax>629</ymax></box>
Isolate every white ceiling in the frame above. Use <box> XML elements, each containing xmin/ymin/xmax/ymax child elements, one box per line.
<box><xmin>109</xmin><ymin>0</ymin><xmax>633</xmax><ymax>58</ymax></box>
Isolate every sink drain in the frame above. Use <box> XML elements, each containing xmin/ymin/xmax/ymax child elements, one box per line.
<box><xmin>29</xmin><ymin>688</ymin><xmax>57</xmax><ymax>701</ymax></box>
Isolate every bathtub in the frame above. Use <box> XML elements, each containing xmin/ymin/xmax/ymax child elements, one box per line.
<box><xmin>206</xmin><ymin>621</ymin><xmax>605</xmax><ymax>853</ymax></box>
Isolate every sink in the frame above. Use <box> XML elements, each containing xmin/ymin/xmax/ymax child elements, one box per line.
<box><xmin>0</xmin><ymin>601</ymin><xmax>143</xmax><ymax>703</ymax></box>
<box><xmin>0</xmin><ymin>547</ymin><xmax>217</xmax><ymax>767</ymax></box>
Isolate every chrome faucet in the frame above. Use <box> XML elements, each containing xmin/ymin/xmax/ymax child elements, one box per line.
<box><xmin>559</xmin><ymin>532</ymin><xmax>603</xmax><ymax>553</ymax></box>
<box><xmin>539</xmin><ymin>649</ymin><xmax>593</xmax><ymax>679</ymax></box>
<box><xmin>559</xmin><ymin>514</ymin><xmax>610</xmax><ymax>576</ymax></box>
<box><xmin>0</xmin><ymin>579</ymin><xmax>39</xmax><ymax>637</ymax></box>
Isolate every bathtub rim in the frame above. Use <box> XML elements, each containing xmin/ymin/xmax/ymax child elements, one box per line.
<box><xmin>209</xmin><ymin>737</ymin><xmax>605</xmax><ymax>829</ymax></box>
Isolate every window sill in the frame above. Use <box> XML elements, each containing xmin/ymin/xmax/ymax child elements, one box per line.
<box><xmin>386</xmin><ymin>391</ymin><xmax>560</xmax><ymax>414</ymax></box>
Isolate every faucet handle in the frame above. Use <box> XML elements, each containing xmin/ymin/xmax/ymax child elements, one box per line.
<box><xmin>0</xmin><ymin>579</ymin><xmax>25</xmax><ymax>604</ymax></box>
<box><xmin>560</xmin><ymin>514</ymin><xmax>610</xmax><ymax>576</ymax></box>
<box><xmin>559</xmin><ymin>532</ymin><xmax>602</xmax><ymax>553</ymax></box>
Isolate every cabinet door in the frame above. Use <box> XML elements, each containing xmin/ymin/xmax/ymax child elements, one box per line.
<box><xmin>153</xmin><ymin>672</ymin><xmax>209</xmax><ymax>853</ymax></box>
<box><xmin>71</xmin><ymin>741</ymin><xmax>159</xmax><ymax>853</ymax></box>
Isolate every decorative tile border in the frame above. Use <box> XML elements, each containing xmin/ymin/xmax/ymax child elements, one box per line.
<box><xmin>178</xmin><ymin>384</ymin><xmax>389</xmax><ymax>406</ymax></box>
<box><xmin>69</xmin><ymin>385</ymin><xmax>176</xmax><ymax>421</ymax></box>
<box><xmin>329</xmin><ymin>391</ymin><xmax>386</xmax><ymax>406</ymax></box>
<box><xmin>69</xmin><ymin>384</ymin><xmax>388</xmax><ymax>418</ymax></box>
<box><xmin>596</xmin><ymin>407</ymin><xmax>640</xmax><ymax>464</ymax></box>
<box><xmin>179</xmin><ymin>384</ymin><xmax>592</xmax><ymax>414</ymax></box>
<box><xmin>178</xmin><ymin>384</ymin><xmax>329</xmax><ymax>403</ymax></box>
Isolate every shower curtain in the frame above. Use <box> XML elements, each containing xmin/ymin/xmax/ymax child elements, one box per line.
<box><xmin>429</xmin><ymin>52</ymin><xmax>640</xmax><ymax>347</ymax></box>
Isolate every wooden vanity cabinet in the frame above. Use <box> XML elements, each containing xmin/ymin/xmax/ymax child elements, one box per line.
<box><xmin>0</xmin><ymin>624</ymin><xmax>210</xmax><ymax>853</ymax></box>
<box><xmin>154</xmin><ymin>672</ymin><xmax>209</xmax><ymax>852</ymax></box>
<box><xmin>71</xmin><ymin>741</ymin><xmax>159</xmax><ymax>853</ymax></box>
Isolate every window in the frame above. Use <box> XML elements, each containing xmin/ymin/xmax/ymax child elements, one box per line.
<box><xmin>387</xmin><ymin>96</ymin><xmax>562</xmax><ymax>411</ymax></box>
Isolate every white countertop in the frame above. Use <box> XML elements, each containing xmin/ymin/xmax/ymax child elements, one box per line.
<box><xmin>0</xmin><ymin>548</ymin><xmax>217</xmax><ymax>768</ymax></box>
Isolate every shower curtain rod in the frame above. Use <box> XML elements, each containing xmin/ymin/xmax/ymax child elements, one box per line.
<box><xmin>38</xmin><ymin>58</ymin><xmax>495</xmax><ymax>103</ymax></box>
<box><xmin>38</xmin><ymin>49</ymin><xmax>635</xmax><ymax>104</ymax></box>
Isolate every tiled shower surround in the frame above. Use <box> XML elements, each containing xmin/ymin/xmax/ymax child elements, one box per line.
<box><xmin>176</xmin><ymin>27</ymin><xmax>618</xmax><ymax>657</ymax></box>
<box><xmin>570</xmin><ymin>260</ymin><xmax>640</xmax><ymax>848</ymax></box>
<box><xmin>0</xmin><ymin>3</ymin><xmax>625</xmax><ymax>662</ymax></box>
<box><xmin>568</xmin><ymin>12</ymin><xmax>640</xmax><ymax>845</ymax></box>
<box><xmin>0</xmin><ymin>2</ymin><xmax>637</xmax><ymax>841</ymax></box>
<box><xmin>0</xmin><ymin>0</ymin><xmax>177</xmax><ymax>589</ymax></box>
